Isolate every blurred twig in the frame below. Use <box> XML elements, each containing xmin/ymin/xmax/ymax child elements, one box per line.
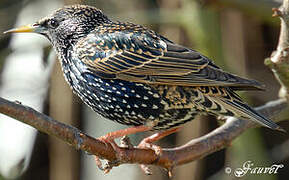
<box><xmin>266</xmin><ymin>0</ymin><xmax>289</xmax><ymax>99</ymax></box>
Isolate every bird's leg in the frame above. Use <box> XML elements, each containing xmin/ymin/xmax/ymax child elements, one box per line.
<box><xmin>98</xmin><ymin>125</ymin><xmax>152</xmax><ymax>142</ymax></box>
<box><xmin>94</xmin><ymin>125</ymin><xmax>152</xmax><ymax>172</ymax></box>
<box><xmin>137</xmin><ymin>127</ymin><xmax>181</xmax><ymax>155</ymax></box>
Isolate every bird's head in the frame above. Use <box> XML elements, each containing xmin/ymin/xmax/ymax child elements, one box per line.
<box><xmin>5</xmin><ymin>5</ymin><xmax>110</xmax><ymax>48</ymax></box>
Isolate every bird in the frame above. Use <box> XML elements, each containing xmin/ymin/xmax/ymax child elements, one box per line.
<box><xmin>5</xmin><ymin>4</ymin><xmax>284</xmax><ymax>151</ymax></box>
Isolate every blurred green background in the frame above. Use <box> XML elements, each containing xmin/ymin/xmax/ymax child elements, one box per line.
<box><xmin>0</xmin><ymin>0</ymin><xmax>288</xmax><ymax>179</ymax></box>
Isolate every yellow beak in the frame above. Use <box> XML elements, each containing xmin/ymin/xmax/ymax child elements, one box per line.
<box><xmin>4</xmin><ymin>24</ymin><xmax>44</xmax><ymax>34</ymax></box>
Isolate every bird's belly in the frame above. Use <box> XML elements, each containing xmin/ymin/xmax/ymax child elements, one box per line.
<box><xmin>68</xmin><ymin>71</ymin><xmax>199</xmax><ymax>130</ymax></box>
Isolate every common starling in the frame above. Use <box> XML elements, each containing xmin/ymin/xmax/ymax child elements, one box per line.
<box><xmin>5</xmin><ymin>5</ymin><xmax>284</xmax><ymax>148</ymax></box>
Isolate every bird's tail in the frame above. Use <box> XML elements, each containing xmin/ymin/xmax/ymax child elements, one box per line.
<box><xmin>195</xmin><ymin>87</ymin><xmax>285</xmax><ymax>132</ymax></box>
<box><xmin>220</xmin><ymin>98</ymin><xmax>285</xmax><ymax>132</ymax></box>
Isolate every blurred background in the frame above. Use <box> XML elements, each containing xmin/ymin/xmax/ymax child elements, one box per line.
<box><xmin>0</xmin><ymin>0</ymin><xmax>289</xmax><ymax>179</ymax></box>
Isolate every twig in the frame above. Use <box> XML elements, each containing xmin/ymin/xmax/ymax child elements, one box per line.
<box><xmin>0</xmin><ymin>97</ymin><xmax>287</xmax><ymax>174</ymax></box>
<box><xmin>266</xmin><ymin>0</ymin><xmax>289</xmax><ymax>99</ymax></box>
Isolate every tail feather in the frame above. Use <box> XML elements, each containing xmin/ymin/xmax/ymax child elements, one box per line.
<box><xmin>194</xmin><ymin>86</ymin><xmax>285</xmax><ymax>132</ymax></box>
<box><xmin>222</xmin><ymin>99</ymin><xmax>285</xmax><ymax>132</ymax></box>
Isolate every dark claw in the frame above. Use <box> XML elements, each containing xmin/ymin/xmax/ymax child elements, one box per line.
<box><xmin>120</xmin><ymin>136</ymin><xmax>133</xmax><ymax>148</ymax></box>
<box><xmin>140</xmin><ymin>164</ymin><xmax>152</xmax><ymax>175</ymax></box>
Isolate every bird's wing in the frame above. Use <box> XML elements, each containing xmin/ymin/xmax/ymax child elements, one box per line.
<box><xmin>75</xmin><ymin>25</ymin><xmax>263</xmax><ymax>90</ymax></box>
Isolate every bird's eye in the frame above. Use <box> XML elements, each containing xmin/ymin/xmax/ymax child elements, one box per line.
<box><xmin>47</xmin><ymin>19</ymin><xmax>59</xmax><ymax>29</ymax></box>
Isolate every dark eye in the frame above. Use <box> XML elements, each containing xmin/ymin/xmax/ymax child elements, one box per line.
<box><xmin>47</xmin><ymin>19</ymin><xmax>59</xmax><ymax>29</ymax></box>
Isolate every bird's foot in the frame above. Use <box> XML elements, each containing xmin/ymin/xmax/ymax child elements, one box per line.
<box><xmin>93</xmin><ymin>126</ymin><xmax>180</xmax><ymax>175</ymax></box>
<box><xmin>138</xmin><ymin>137</ymin><xmax>163</xmax><ymax>156</ymax></box>
<box><xmin>93</xmin><ymin>126</ymin><xmax>152</xmax><ymax>173</ymax></box>
<box><xmin>137</xmin><ymin>127</ymin><xmax>181</xmax><ymax>175</ymax></box>
<box><xmin>97</xmin><ymin>125</ymin><xmax>153</xmax><ymax>158</ymax></box>
<box><xmin>94</xmin><ymin>155</ymin><xmax>121</xmax><ymax>174</ymax></box>
<box><xmin>137</xmin><ymin>138</ymin><xmax>163</xmax><ymax>175</ymax></box>
<box><xmin>94</xmin><ymin>136</ymin><xmax>123</xmax><ymax>173</ymax></box>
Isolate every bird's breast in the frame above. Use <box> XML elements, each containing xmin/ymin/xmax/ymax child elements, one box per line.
<box><xmin>65</xmin><ymin>59</ymin><xmax>165</xmax><ymax>126</ymax></box>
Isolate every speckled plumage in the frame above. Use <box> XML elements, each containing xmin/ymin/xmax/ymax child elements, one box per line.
<box><xmin>11</xmin><ymin>5</ymin><xmax>283</xmax><ymax>131</ymax></box>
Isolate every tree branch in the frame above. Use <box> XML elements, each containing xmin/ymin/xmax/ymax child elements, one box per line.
<box><xmin>266</xmin><ymin>0</ymin><xmax>289</xmax><ymax>99</ymax></box>
<box><xmin>0</xmin><ymin>97</ymin><xmax>287</xmax><ymax>174</ymax></box>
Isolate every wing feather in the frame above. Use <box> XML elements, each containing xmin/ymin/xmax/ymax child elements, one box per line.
<box><xmin>75</xmin><ymin>23</ymin><xmax>264</xmax><ymax>90</ymax></box>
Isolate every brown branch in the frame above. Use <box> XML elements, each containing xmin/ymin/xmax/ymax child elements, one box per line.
<box><xmin>0</xmin><ymin>97</ymin><xmax>287</xmax><ymax>174</ymax></box>
<box><xmin>266</xmin><ymin>0</ymin><xmax>289</xmax><ymax>99</ymax></box>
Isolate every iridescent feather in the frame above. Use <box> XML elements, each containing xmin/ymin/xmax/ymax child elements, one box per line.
<box><xmin>76</xmin><ymin>23</ymin><xmax>264</xmax><ymax>90</ymax></box>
